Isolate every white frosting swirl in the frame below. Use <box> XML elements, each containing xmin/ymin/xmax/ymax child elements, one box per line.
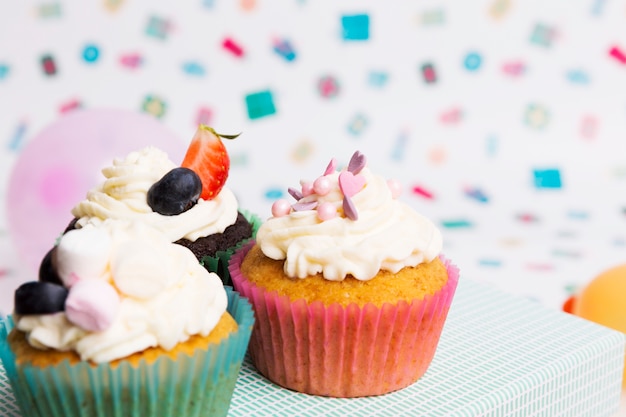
<box><xmin>71</xmin><ymin>146</ymin><xmax>238</xmax><ymax>242</ymax></box>
<box><xmin>258</xmin><ymin>167</ymin><xmax>442</xmax><ymax>281</ymax></box>
<box><xmin>16</xmin><ymin>220</ymin><xmax>228</xmax><ymax>363</ymax></box>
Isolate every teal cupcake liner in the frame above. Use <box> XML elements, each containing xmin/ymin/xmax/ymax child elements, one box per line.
<box><xmin>0</xmin><ymin>287</ymin><xmax>254</xmax><ymax>417</ymax></box>
<box><xmin>201</xmin><ymin>209</ymin><xmax>262</xmax><ymax>286</ymax></box>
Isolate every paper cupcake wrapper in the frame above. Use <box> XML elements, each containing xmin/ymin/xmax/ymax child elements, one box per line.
<box><xmin>201</xmin><ymin>209</ymin><xmax>262</xmax><ymax>286</ymax></box>
<box><xmin>0</xmin><ymin>287</ymin><xmax>255</xmax><ymax>417</ymax></box>
<box><xmin>229</xmin><ymin>241</ymin><xmax>459</xmax><ymax>398</ymax></box>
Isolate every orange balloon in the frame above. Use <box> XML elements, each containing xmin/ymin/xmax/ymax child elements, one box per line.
<box><xmin>568</xmin><ymin>264</ymin><xmax>626</xmax><ymax>386</ymax></box>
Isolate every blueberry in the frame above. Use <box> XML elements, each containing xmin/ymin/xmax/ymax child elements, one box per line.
<box><xmin>14</xmin><ymin>281</ymin><xmax>69</xmax><ymax>315</ymax></box>
<box><xmin>147</xmin><ymin>167</ymin><xmax>202</xmax><ymax>215</ymax></box>
<box><xmin>38</xmin><ymin>247</ymin><xmax>63</xmax><ymax>285</ymax></box>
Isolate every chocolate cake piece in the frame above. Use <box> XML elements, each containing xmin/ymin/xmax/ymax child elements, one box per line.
<box><xmin>174</xmin><ymin>211</ymin><xmax>253</xmax><ymax>260</ymax></box>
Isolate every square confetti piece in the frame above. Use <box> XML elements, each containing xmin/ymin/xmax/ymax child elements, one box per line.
<box><xmin>533</xmin><ymin>168</ymin><xmax>562</xmax><ymax>189</ymax></box>
<box><xmin>341</xmin><ymin>14</ymin><xmax>370</xmax><ymax>41</ymax></box>
<box><xmin>245</xmin><ymin>90</ymin><xmax>276</xmax><ymax>120</ymax></box>
<box><xmin>0</xmin><ymin>65</ymin><xmax>9</xmax><ymax>80</ymax></box>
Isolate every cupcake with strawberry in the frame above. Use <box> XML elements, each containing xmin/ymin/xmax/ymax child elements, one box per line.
<box><xmin>65</xmin><ymin>124</ymin><xmax>260</xmax><ymax>285</ymax></box>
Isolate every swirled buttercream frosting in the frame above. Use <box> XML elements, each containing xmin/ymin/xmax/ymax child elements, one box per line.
<box><xmin>70</xmin><ymin>146</ymin><xmax>238</xmax><ymax>242</ymax></box>
<box><xmin>15</xmin><ymin>220</ymin><xmax>227</xmax><ymax>363</ymax></box>
<box><xmin>258</xmin><ymin>151</ymin><xmax>442</xmax><ymax>281</ymax></box>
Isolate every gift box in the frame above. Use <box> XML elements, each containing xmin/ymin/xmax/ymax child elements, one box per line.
<box><xmin>1</xmin><ymin>278</ymin><xmax>623</xmax><ymax>416</ymax></box>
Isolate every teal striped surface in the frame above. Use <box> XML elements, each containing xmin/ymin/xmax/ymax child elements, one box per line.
<box><xmin>1</xmin><ymin>278</ymin><xmax>624</xmax><ymax>417</ymax></box>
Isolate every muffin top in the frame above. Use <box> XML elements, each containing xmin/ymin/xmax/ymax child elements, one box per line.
<box><xmin>257</xmin><ymin>151</ymin><xmax>443</xmax><ymax>281</ymax></box>
<box><xmin>14</xmin><ymin>219</ymin><xmax>228</xmax><ymax>363</ymax></box>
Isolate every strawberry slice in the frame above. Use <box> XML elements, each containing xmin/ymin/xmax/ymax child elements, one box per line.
<box><xmin>181</xmin><ymin>125</ymin><xmax>239</xmax><ymax>200</ymax></box>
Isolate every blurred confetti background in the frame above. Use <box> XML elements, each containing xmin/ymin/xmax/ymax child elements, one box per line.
<box><xmin>0</xmin><ymin>0</ymin><xmax>626</xmax><ymax>320</ymax></box>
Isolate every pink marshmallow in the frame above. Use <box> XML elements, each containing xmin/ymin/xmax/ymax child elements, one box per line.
<box><xmin>65</xmin><ymin>279</ymin><xmax>120</xmax><ymax>332</ymax></box>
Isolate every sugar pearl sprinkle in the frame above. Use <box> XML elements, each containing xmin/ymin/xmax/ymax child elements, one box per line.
<box><xmin>272</xmin><ymin>151</ymin><xmax>402</xmax><ymax>221</ymax></box>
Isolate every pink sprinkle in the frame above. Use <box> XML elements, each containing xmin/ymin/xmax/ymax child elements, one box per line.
<box><xmin>301</xmin><ymin>181</ymin><xmax>314</xmax><ymax>197</ymax></box>
<box><xmin>313</xmin><ymin>176</ymin><xmax>332</xmax><ymax>196</ymax></box>
<box><xmin>223</xmin><ymin>37</ymin><xmax>244</xmax><ymax>57</ymax></box>
<box><xmin>317</xmin><ymin>202</ymin><xmax>337</xmax><ymax>221</ymax></box>
<box><xmin>412</xmin><ymin>185</ymin><xmax>434</xmax><ymax>199</ymax></box>
<box><xmin>271</xmin><ymin>199</ymin><xmax>291</xmax><ymax>217</ymax></box>
<box><xmin>323</xmin><ymin>158</ymin><xmax>337</xmax><ymax>175</ymax></box>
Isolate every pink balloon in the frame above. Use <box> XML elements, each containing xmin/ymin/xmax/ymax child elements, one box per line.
<box><xmin>7</xmin><ymin>108</ymin><xmax>185</xmax><ymax>275</ymax></box>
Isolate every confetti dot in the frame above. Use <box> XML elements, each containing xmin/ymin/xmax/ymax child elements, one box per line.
<box><xmin>291</xmin><ymin>140</ymin><xmax>314</xmax><ymax>163</ymax></box>
<box><xmin>195</xmin><ymin>107</ymin><xmax>213</xmax><ymax>126</ymax></box>
<box><xmin>223</xmin><ymin>37</ymin><xmax>245</xmax><ymax>57</ymax></box>
<box><xmin>59</xmin><ymin>99</ymin><xmax>82</xmax><ymax>114</ymax></box>
<box><xmin>82</xmin><ymin>44</ymin><xmax>100</xmax><ymax>64</ymax></box>
<box><xmin>145</xmin><ymin>16</ymin><xmax>171</xmax><ymax>40</ymax></box>
<box><xmin>390</xmin><ymin>130</ymin><xmax>409</xmax><ymax>161</ymax></box>
<box><xmin>38</xmin><ymin>3</ymin><xmax>62</xmax><ymax>18</ymax></box>
<box><xmin>420</xmin><ymin>62</ymin><xmax>437</xmax><ymax>84</ymax></box>
<box><xmin>517</xmin><ymin>213</ymin><xmax>540</xmax><ymax>223</ymax></box>
<box><xmin>591</xmin><ymin>0</ymin><xmax>607</xmax><ymax>15</ymax></box>
<box><xmin>368</xmin><ymin>71</ymin><xmax>388</xmax><ymax>87</ymax></box>
<box><xmin>0</xmin><ymin>64</ymin><xmax>9</xmax><ymax>80</ymax></box>
<box><xmin>463</xmin><ymin>52</ymin><xmax>482</xmax><ymax>71</ymax></box>
<box><xmin>264</xmin><ymin>188</ymin><xmax>284</xmax><ymax>200</ymax></box>
<box><xmin>420</xmin><ymin>9</ymin><xmax>445</xmax><ymax>26</ymax></box>
<box><xmin>533</xmin><ymin>168</ymin><xmax>562</xmax><ymax>189</ymax></box>
<box><xmin>464</xmin><ymin>187</ymin><xmax>489</xmax><ymax>203</ymax></box>
<box><xmin>411</xmin><ymin>185</ymin><xmax>434</xmax><ymax>199</ymax></box>
<box><xmin>439</xmin><ymin>108</ymin><xmax>463</xmax><ymax>125</ymax></box>
<box><xmin>529</xmin><ymin>23</ymin><xmax>556</xmax><ymax>47</ymax></box>
<box><xmin>104</xmin><ymin>0</ymin><xmax>125</xmax><ymax>12</ymax></box>
<box><xmin>182</xmin><ymin>61</ymin><xmax>206</xmax><ymax>76</ymax></box>
<box><xmin>486</xmin><ymin>135</ymin><xmax>498</xmax><ymax>156</ymax></box>
<box><xmin>7</xmin><ymin>121</ymin><xmax>28</xmax><ymax>152</ymax></box>
<box><xmin>441</xmin><ymin>219</ymin><xmax>473</xmax><ymax>229</ymax></box>
<box><xmin>478</xmin><ymin>259</ymin><xmax>502</xmax><ymax>267</ymax></box>
<box><xmin>347</xmin><ymin>113</ymin><xmax>368</xmax><ymax>136</ymax></box>
<box><xmin>273</xmin><ymin>39</ymin><xmax>297</xmax><ymax>62</ymax></box>
<box><xmin>240</xmin><ymin>0</ymin><xmax>256</xmax><ymax>11</ymax></box>
<box><xmin>119</xmin><ymin>53</ymin><xmax>143</xmax><ymax>69</ymax></box>
<box><xmin>317</xmin><ymin>75</ymin><xmax>340</xmax><ymax>98</ymax></box>
<box><xmin>202</xmin><ymin>0</ymin><xmax>215</xmax><ymax>8</ymax></box>
<box><xmin>341</xmin><ymin>14</ymin><xmax>370</xmax><ymax>41</ymax></box>
<box><xmin>524</xmin><ymin>104</ymin><xmax>550</xmax><ymax>129</ymax></box>
<box><xmin>489</xmin><ymin>0</ymin><xmax>512</xmax><ymax>19</ymax></box>
<box><xmin>580</xmin><ymin>115</ymin><xmax>598</xmax><ymax>139</ymax></box>
<box><xmin>552</xmin><ymin>249</ymin><xmax>582</xmax><ymax>258</ymax></box>
<box><xmin>142</xmin><ymin>95</ymin><xmax>167</xmax><ymax>118</ymax></box>
<box><xmin>501</xmin><ymin>61</ymin><xmax>526</xmax><ymax>77</ymax></box>
<box><xmin>566</xmin><ymin>69</ymin><xmax>590</xmax><ymax>84</ymax></box>
<box><xmin>41</xmin><ymin>54</ymin><xmax>57</xmax><ymax>76</ymax></box>
<box><xmin>608</xmin><ymin>45</ymin><xmax>626</xmax><ymax>65</ymax></box>
<box><xmin>525</xmin><ymin>263</ymin><xmax>554</xmax><ymax>272</ymax></box>
<box><xmin>428</xmin><ymin>145</ymin><xmax>447</xmax><ymax>165</ymax></box>
<box><xmin>567</xmin><ymin>210</ymin><xmax>589</xmax><ymax>220</ymax></box>
<box><xmin>245</xmin><ymin>90</ymin><xmax>276</xmax><ymax>120</ymax></box>
<box><xmin>230</xmin><ymin>152</ymin><xmax>248</xmax><ymax>166</ymax></box>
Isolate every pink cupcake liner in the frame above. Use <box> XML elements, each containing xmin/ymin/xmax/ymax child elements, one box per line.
<box><xmin>229</xmin><ymin>241</ymin><xmax>459</xmax><ymax>398</ymax></box>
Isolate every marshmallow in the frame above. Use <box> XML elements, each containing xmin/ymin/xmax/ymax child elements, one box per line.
<box><xmin>65</xmin><ymin>279</ymin><xmax>120</xmax><ymax>332</ymax></box>
<box><xmin>55</xmin><ymin>226</ymin><xmax>112</xmax><ymax>287</ymax></box>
